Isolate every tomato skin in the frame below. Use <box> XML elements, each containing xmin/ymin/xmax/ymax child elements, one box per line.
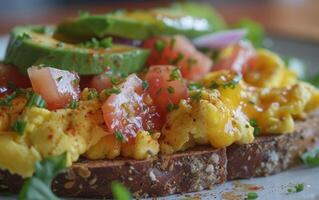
<box><xmin>143</xmin><ymin>35</ymin><xmax>213</xmax><ymax>81</ymax></box>
<box><xmin>145</xmin><ymin>65</ymin><xmax>188</xmax><ymax>116</ymax></box>
<box><xmin>90</xmin><ymin>74</ymin><xmax>113</xmax><ymax>92</ymax></box>
<box><xmin>28</xmin><ymin>67</ymin><xmax>80</xmax><ymax>110</ymax></box>
<box><xmin>0</xmin><ymin>64</ymin><xmax>30</xmax><ymax>97</ymax></box>
<box><xmin>213</xmin><ymin>41</ymin><xmax>256</xmax><ymax>73</ymax></box>
<box><xmin>102</xmin><ymin>74</ymin><xmax>160</xmax><ymax>143</ymax></box>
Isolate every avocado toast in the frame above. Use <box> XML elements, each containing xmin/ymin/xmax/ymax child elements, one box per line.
<box><xmin>0</xmin><ymin>2</ymin><xmax>319</xmax><ymax>199</ymax></box>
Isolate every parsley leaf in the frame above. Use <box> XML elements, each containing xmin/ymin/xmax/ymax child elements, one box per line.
<box><xmin>167</xmin><ymin>86</ymin><xmax>175</xmax><ymax>94</ymax></box>
<box><xmin>155</xmin><ymin>40</ymin><xmax>165</xmax><ymax>52</ymax></box>
<box><xmin>245</xmin><ymin>192</ymin><xmax>258</xmax><ymax>200</ymax></box>
<box><xmin>142</xmin><ymin>80</ymin><xmax>149</xmax><ymax>91</ymax></box>
<box><xmin>300</xmin><ymin>148</ymin><xmax>319</xmax><ymax>167</ymax></box>
<box><xmin>111</xmin><ymin>181</ymin><xmax>132</xmax><ymax>200</ymax></box>
<box><xmin>169</xmin><ymin>68</ymin><xmax>182</xmax><ymax>81</ymax></box>
<box><xmin>104</xmin><ymin>87</ymin><xmax>121</xmax><ymax>96</ymax></box>
<box><xmin>12</xmin><ymin>119</ymin><xmax>27</xmax><ymax>135</ymax></box>
<box><xmin>287</xmin><ymin>183</ymin><xmax>304</xmax><ymax>193</ymax></box>
<box><xmin>166</xmin><ymin>103</ymin><xmax>179</xmax><ymax>112</ymax></box>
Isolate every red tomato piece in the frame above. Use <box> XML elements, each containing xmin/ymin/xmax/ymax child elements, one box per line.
<box><xmin>27</xmin><ymin>66</ymin><xmax>80</xmax><ymax>110</ymax></box>
<box><xmin>145</xmin><ymin>65</ymin><xmax>188</xmax><ymax>116</ymax></box>
<box><xmin>102</xmin><ymin>74</ymin><xmax>160</xmax><ymax>143</ymax></box>
<box><xmin>0</xmin><ymin>63</ymin><xmax>30</xmax><ymax>97</ymax></box>
<box><xmin>143</xmin><ymin>35</ymin><xmax>213</xmax><ymax>81</ymax></box>
<box><xmin>213</xmin><ymin>41</ymin><xmax>256</xmax><ymax>73</ymax></box>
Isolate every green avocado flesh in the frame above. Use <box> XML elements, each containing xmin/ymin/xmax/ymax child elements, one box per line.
<box><xmin>57</xmin><ymin>3</ymin><xmax>226</xmax><ymax>40</ymax></box>
<box><xmin>4</xmin><ymin>26</ymin><xmax>149</xmax><ymax>75</ymax></box>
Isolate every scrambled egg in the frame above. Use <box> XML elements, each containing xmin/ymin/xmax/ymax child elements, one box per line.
<box><xmin>160</xmin><ymin>90</ymin><xmax>254</xmax><ymax>154</ymax></box>
<box><xmin>0</xmin><ymin>99</ymin><xmax>107</xmax><ymax>177</ymax></box>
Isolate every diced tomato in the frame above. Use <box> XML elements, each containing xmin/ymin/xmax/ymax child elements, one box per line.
<box><xmin>89</xmin><ymin>69</ymin><xmax>126</xmax><ymax>92</ymax></box>
<box><xmin>142</xmin><ymin>35</ymin><xmax>213</xmax><ymax>81</ymax></box>
<box><xmin>145</xmin><ymin>65</ymin><xmax>188</xmax><ymax>116</ymax></box>
<box><xmin>213</xmin><ymin>41</ymin><xmax>256</xmax><ymax>73</ymax></box>
<box><xmin>102</xmin><ymin>74</ymin><xmax>161</xmax><ymax>143</ymax></box>
<box><xmin>0</xmin><ymin>63</ymin><xmax>30</xmax><ymax>97</ymax></box>
<box><xmin>27</xmin><ymin>66</ymin><xmax>80</xmax><ymax>110</ymax></box>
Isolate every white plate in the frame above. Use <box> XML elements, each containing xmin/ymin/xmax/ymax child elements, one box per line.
<box><xmin>0</xmin><ymin>35</ymin><xmax>319</xmax><ymax>200</ymax></box>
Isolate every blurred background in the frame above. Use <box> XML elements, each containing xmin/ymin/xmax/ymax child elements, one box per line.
<box><xmin>0</xmin><ymin>0</ymin><xmax>319</xmax><ymax>41</ymax></box>
<box><xmin>0</xmin><ymin>0</ymin><xmax>318</xmax><ymax>71</ymax></box>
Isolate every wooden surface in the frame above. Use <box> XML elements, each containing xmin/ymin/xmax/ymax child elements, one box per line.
<box><xmin>0</xmin><ymin>1</ymin><xmax>318</xmax><ymax>42</ymax></box>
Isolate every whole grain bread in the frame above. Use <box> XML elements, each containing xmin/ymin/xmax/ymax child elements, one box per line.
<box><xmin>0</xmin><ymin>114</ymin><xmax>318</xmax><ymax>198</ymax></box>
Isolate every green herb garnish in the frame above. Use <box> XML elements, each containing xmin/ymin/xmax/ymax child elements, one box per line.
<box><xmin>18</xmin><ymin>153</ymin><xmax>68</xmax><ymax>200</ymax></box>
<box><xmin>115</xmin><ymin>130</ymin><xmax>126</xmax><ymax>143</ymax></box>
<box><xmin>104</xmin><ymin>87</ymin><xmax>121</xmax><ymax>96</ymax></box>
<box><xmin>190</xmin><ymin>91</ymin><xmax>202</xmax><ymax>101</ymax></box>
<box><xmin>245</xmin><ymin>192</ymin><xmax>258</xmax><ymax>200</ymax></box>
<box><xmin>287</xmin><ymin>183</ymin><xmax>304</xmax><ymax>193</ymax></box>
<box><xmin>26</xmin><ymin>92</ymin><xmax>46</xmax><ymax>108</ymax></box>
<box><xmin>170</xmin><ymin>53</ymin><xmax>184</xmax><ymax>65</ymax></box>
<box><xmin>0</xmin><ymin>92</ymin><xmax>17</xmax><ymax>106</ymax></box>
<box><xmin>249</xmin><ymin>119</ymin><xmax>261</xmax><ymax>136</ymax></box>
<box><xmin>12</xmin><ymin>119</ymin><xmax>27</xmax><ymax>135</ymax></box>
<box><xmin>166</xmin><ymin>103</ymin><xmax>179</xmax><ymax>112</ymax></box>
<box><xmin>87</xmin><ymin>89</ymin><xmax>99</xmax><ymax>100</ymax></box>
<box><xmin>142</xmin><ymin>80</ymin><xmax>149</xmax><ymax>91</ymax></box>
<box><xmin>17</xmin><ymin>33</ymin><xmax>31</xmax><ymax>41</ymax></box>
<box><xmin>167</xmin><ymin>86</ymin><xmax>175</xmax><ymax>94</ymax></box>
<box><xmin>188</xmin><ymin>82</ymin><xmax>202</xmax><ymax>91</ymax></box>
<box><xmin>169</xmin><ymin>68</ymin><xmax>182</xmax><ymax>81</ymax></box>
<box><xmin>300</xmin><ymin>148</ymin><xmax>319</xmax><ymax>167</ymax></box>
<box><xmin>111</xmin><ymin>181</ymin><xmax>132</xmax><ymax>200</ymax></box>
<box><xmin>155</xmin><ymin>40</ymin><xmax>165</xmax><ymax>52</ymax></box>
<box><xmin>68</xmin><ymin>99</ymin><xmax>78</xmax><ymax>109</ymax></box>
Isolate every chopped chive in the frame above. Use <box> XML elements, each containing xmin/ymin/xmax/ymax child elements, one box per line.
<box><xmin>110</xmin><ymin>77</ymin><xmax>120</xmax><ymax>85</ymax></box>
<box><xmin>87</xmin><ymin>89</ymin><xmax>99</xmax><ymax>100</ymax></box>
<box><xmin>155</xmin><ymin>40</ymin><xmax>165</xmax><ymax>52</ymax></box>
<box><xmin>12</xmin><ymin>119</ymin><xmax>27</xmax><ymax>135</ymax></box>
<box><xmin>300</xmin><ymin>148</ymin><xmax>319</xmax><ymax>167</ymax></box>
<box><xmin>115</xmin><ymin>130</ymin><xmax>126</xmax><ymax>143</ymax></box>
<box><xmin>166</xmin><ymin>103</ymin><xmax>178</xmax><ymax>112</ymax></box>
<box><xmin>142</xmin><ymin>80</ymin><xmax>149</xmax><ymax>91</ymax></box>
<box><xmin>69</xmin><ymin>99</ymin><xmax>78</xmax><ymax>109</ymax></box>
<box><xmin>245</xmin><ymin>192</ymin><xmax>258</xmax><ymax>200</ymax></box>
<box><xmin>170</xmin><ymin>53</ymin><xmax>184</xmax><ymax>65</ymax></box>
<box><xmin>104</xmin><ymin>87</ymin><xmax>121</xmax><ymax>96</ymax></box>
<box><xmin>0</xmin><ymin>93</ymin><xmax>17</xmax><ymax>106</ymax></box>
<box><xmin>249</xmin><ymin>119</ymin><xmax>261</xmax><ymax>136</ymax></box>
<box><xmin>169</xmin><ymin>68</ymin><xmax>181</xmax><ymax>81</ymax></box>
<box><xmin>167</xmin><ymin>86</ymin><xmax>175</xmax><ymax>94</ymax></box>
<box><xmin>295</xmin><ymin>183</ymin><xmax>304</xmax><ymax>192</ymax></box>
<box><xmin>210</xmin><ymin>81</ymin><xmax>220</xmax><ymax>89</ymax></box>
<box><xmin>26</xmin><ymin>93</ymin><xmax>46</xmax><ymax>108</ymax></box>
<box><xmin>190</xmin><ymin>91</ymin><xmax>202</xmax><ymax>101</ymax></box>
<box><xmin>188</xmin><ymin>82</ymin><xmax>202</xmax><ymax>91</ymax></box>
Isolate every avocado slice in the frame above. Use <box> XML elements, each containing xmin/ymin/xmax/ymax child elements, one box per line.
<box><xmin>4</xmin><ymin>26</ymin><xmax>149</xmax><ymax>75</ymax></box>
<box><xmin>57</xmin><ymin>3</ymin><xmax>226</xmax><ymax>40</ymax></box>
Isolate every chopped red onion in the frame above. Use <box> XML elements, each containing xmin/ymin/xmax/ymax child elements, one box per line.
<box><xmin>193</xmin><ymin>29</ymin><xmax>247</xmax><ymax>50</ymax></box>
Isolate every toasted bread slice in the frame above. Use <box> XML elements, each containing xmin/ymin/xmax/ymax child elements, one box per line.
<box><xmin>0</xmin><ymin>114</ymin><xmax>318</xmax><ymax>198</ymax></box>
<box><xmin>0</xmin><ymin>147</ymin><xmax>226</xmax><ymax>198</ymax></box>
<box><xmin>227</xmin><ymin>111</ymin><xmax>319</xmax><ymax>180</ymax></box>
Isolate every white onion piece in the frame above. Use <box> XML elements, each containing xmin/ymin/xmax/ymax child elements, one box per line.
<box><xmin>193</xmin><ymin>29</ymin><xmax>248</xmax><ymax>50</ymax></box>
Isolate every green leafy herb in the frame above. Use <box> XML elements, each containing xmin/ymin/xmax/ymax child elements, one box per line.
<box><xmin>142</xmin><ymin>80</ymin><xmax>149</xmax><ymax>91</ymax></box>
<box><xmin>111</xmin><ymin>76</ymin><xmax>121</xmax><ymax>85</ymax></box>
<box><xmin>18</xmin><ymin>153</ymin><xmax>68</xmax><ymax>200</ymax></box>
<box><xmin>169</xmin><ymin>68</ymin><xmax>182</xmax><ymax>81</ymax></box>
<box><xmin>188</xmin><ymin>82</ymin><xmax>202</xmax><ymax>91</ymax></box>
<box><xmin>111</xmin><ymin>181</ymin><xmax>132</xmax><ymax>200</ymax></box>
<box><xmin>190</xmin><ymin>91</ymin><xmax>202</xmax><ymax>101</ymax></box>
<box><xmin>234</xmin><ymin>19</ymin><xmax>265</xmax><ymax>47</ymax></box>
<box><xmin>170</xmin><ymin>53</ymin><xmax>184</xmax><ymax>65</ymax></box>
<box><xmin>87</xmin><ymin>89</ymin><xmax>99</xmax><ymax>100</ymax></box>
<box><xmin>68</xmin><ymin>99</ymin><xmax>78</xmax><ymax>109</ymax></box>
<box><xmin>155</xmin><ymin>40</ymin><xmax>165</xmax><ymax>52</ymax></box>
<box><xmin>287</xmin><ymin>183</ymin><xmax>304</xmax><ymax>193</ymax></box>
<box><xmin>222</xmin><ymin>74</ymin><xmax>241</xmax><ymax>89</ymax></box>
<box><xmin>300</xmin><ymin>148</ymin><xmax>319</xmax><ymax>167</ymax></box>
<box><xmin>167</xmin><ymin>86</ymin><xmax>175</xmax><ymax>94</ymax></box>
<box><xmin>245</xmin><ymin>192</ymin><xmax>258</xmax><ymax>200</ymax></box>
<box><xmin>12</xmin><ymin>119</ymin><xmax>27</xmax><ymax>135</ymax></box>
<box><xmin>166</xmin><ymin>103</ymin><xmax>179</xmax><ymax>112</ymax></box>
<box><xmin>17</xmin><ymin>32</ymin><xmax>31</xmax><ymax>41</ymax></box>
<box><xmin>104</xmin><ymin>87</ymin><xmax>121</xmax><ymax>96</ymax></box>
<box><xmin>249</xmin><ymin>119</ymin><xmax>261</xmax><ymax>136</ymax></box>
<box><xmin>0</xmin><ymin>92</ymin><xmax>17</xmax><ymax>106</ymax></box>
<box><xmin>115</xmin><ymin>130</ymin><xmax>126</xmax><ymax>143</ymax></box>
<box><xmin>26</xmin><ymin>92</ymin><xmax>47</xmax><ymax>108</ymax></box>
<box><xmin>210</xmin><ymin>81</ymin><xmax>220</xmax><ymax>89</ymax></box>
<box><xmin>79</xmin><ymin>37</ymin><xmax>113</xmax><ymax>49</ymax></box>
